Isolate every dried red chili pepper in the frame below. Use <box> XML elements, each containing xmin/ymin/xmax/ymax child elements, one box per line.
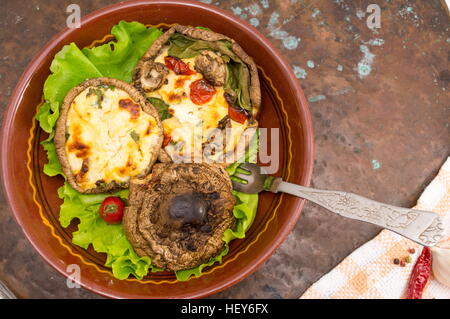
<box><xmin>405</xmin><ymin>247</ymin><xmax>431</xmax><ymax>299</ymax></box>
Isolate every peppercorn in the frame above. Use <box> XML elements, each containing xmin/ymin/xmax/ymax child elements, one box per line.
<box><xmin>393</xmin><ymin>258</ymin><xmax>400</xmax><ymax>265</ymax></box>
<box><xmin>404</xmin><ymin>256</ymin><xmax>412</xmax><ymax>263</ymax></box>
<box><xmin>400</xmin><ymin>260</ymin><xmax>406</xmax><ymax>267</ymax></box>
<box><xmin>408</xmin><ymin>248</ymin><xmax>416</xmax><ymax>254</ymax></box>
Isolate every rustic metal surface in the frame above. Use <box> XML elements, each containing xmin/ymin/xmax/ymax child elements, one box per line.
<box><xmin>0</xmin><ymin>0</ymin><xmax>448</xmax><ymax>299</ymax></box>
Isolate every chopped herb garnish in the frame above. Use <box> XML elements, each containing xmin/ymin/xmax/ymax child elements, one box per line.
<box><xmin>173</xmin><ymin>141</ymin><xmax>185</xmax><ymax>151</ymax></box>
<box><xmin>99</xmin><ymin>84</ymin><xmax>116</xmax><ymax>91</ymax></box>
<box><xmin>87</xmin><ymin>87</ymin><xmax>104</xmax><ymax>108</ymax></box>
<box><xmin>147</xmin><ymin>97</ymin><xmax>171</xmax><ymax>120</ymax></box>
<box><xmin>130</xmin><ymin>130</ymin><xmax>140</xmax><ymax>143</ymax></box>
<box><xmin>87</xmin><ymin>87</ymin><xmax>96</xmax><ymax>96</ymax></box>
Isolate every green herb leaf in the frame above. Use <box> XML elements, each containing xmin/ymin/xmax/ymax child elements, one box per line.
<box><xmin>168</xmin><ymin>33</ymin><xmax>235</xmax><ymax>60</ymax></box>
<box><xmin>130</xmin><ymin>130</ymin><xmax>140</xmax><ymax>143</ymax></box>
<box><xmin>87</xmin><ymin>87</ymin><xmax>104</xmax><ymax>108</ymax></box>
<box><xmin>224</xmin><ymin>62</ymin><xmax>251</xmax><ymax>112</ymax></box>
<box><xmin>147</xmin><ymin>97</ymin><xmax>171</xmax><ymax>121</ymax></box>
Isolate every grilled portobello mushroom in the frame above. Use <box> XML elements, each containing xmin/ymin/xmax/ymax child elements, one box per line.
<box><xmin>123</xmin><ymin>163</ymin><xmax>236</xmax><ymax>271</ymax></box>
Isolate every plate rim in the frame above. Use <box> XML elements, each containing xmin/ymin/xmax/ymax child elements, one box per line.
<box><xmin>0</xmin><ymin>0</ymin><xmax>315</xmax><ymax>299</ymax></box>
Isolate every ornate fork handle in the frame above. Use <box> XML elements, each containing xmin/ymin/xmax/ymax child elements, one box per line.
<box><xmin>276</xmin><ymin>181</ymin><xmax>444</xmax><ymax>247</ymax></box>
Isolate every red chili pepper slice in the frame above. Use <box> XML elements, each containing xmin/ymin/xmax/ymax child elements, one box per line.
<box><xmin>189</xmin><ymin>79</ymin><xmax>216</xmax><ymax>105</ymax></box>
<box><xmin>162</xmin><ymin>133</ymin><xmax>172</xmax><ymax>147</ymax></box>
<box><xmin>405</xmin><ymin>247</ymin><xmax>431</xmax><ymax>299</ymax></box>
<box><xmin>228</xmin><ymin>106</ymin><xmax>248</xmax><ymax>124</ymax></box>
<box><xmin>164</xmin><ymin>56</ymin><xmax>195</xmax><ymax>75</ymax></box>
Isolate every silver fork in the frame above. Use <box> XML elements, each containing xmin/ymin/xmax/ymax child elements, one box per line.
<box><xmin>232</xmin><ymin>163</ymin><xmax>444</xmax><ymax>247</ymax></box>
<box><xmin>0</xmin><ymin>280</ymin><xmax>16</xmax><ymax>299</ymax></box>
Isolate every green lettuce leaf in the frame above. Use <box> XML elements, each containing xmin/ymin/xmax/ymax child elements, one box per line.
<box><xmin>167</xmin><ymin>33</ymin><xmax>236</xmax><ymax>60</ymax></box>
<box><xmin>40</xmin><ymin>133</ymin><xmax>64</xmax><ymax>177</ymax></box>
<box><xmin>82</xmin><ymin>21</ymin><xmax>163</xmax><ymax>82</ymax></box>
<box><xmin>44</xmin><ymin>43</ymin><xmax>103</xmax><ymax>105</ymax></box>
<box><xmin>57</xmin><ymin>182</ymin><xmax>153</xmax><ymax>279</ymax></box>
<box><xmin>167</xmin><ymin>33</ymin><xmax>202</xmax><ymax>59</ymax></box>
<box><xmin>175</xmin><ymin>129</ymin><xmax>259</xmax><ymax>281</ymax></box>
<box><xmin>224</xmin><ymin>62</ymin><xmax>251</xmax><ymax>112</ymax></box>
<box><xmin>35</xmin><ymin>101</ymin><xmax>60</xmax><ymax>134</ymax></box>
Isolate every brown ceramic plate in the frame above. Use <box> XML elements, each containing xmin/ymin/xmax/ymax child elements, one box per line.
<box><xmin>0</xmin><ymin>0</ymin><xmax>314</xmax><ymax>298</ymax></box>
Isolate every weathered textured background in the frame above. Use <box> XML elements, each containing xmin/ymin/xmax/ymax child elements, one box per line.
<box><xmin>0</xmin><ymin>0</ymin><xmax>448</xmax><ymax>298</ymax></box>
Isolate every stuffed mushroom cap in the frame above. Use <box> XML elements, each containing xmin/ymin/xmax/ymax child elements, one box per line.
<box><xmin>132</xmin><ymin>25</ymin><xmax>260</xmax><ymax>166</ymax></box>
<box><xmin>133</xmin><ymin>24</ymin><xmax>261</xmax><ymax>118</ymax></box>
<box><xmin>123</xmin><ymin>163</ymin><xmax>236</xmax><ymax>271</ymax></box>
<box><xmin>54</xmin><ymin>77</ymin><xmax>163</xmax><ymax>194</ymax></box>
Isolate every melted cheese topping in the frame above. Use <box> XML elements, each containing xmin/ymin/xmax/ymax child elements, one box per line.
<box><xmin>66</xmin><ymin>86</ymin><xmax>161</xmax><ymax>191</ymax></box>
<box><xmin>148</xmin><ymin>47</ymin><xmax>249</xmax><ymax>163</ymax></box>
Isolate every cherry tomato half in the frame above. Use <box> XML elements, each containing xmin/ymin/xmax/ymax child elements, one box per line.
<box><xmin>228</xmin><ymin>105</ymin><xmax>248</xmax><ymax>124</ymax></box>
<box><xmin>189</xmin><ymin>79</ymin><xmax>216</xmax><ymax>105</ymax></box>
<box><xmin>99</xmin><ymin>196</ymin><xmax>125</xmax><ymax>224</ymax></box>
<box><xmin>164</xmin><ymin>56</ymin><xmax>195</xmax><ymax>75</ymax></box>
